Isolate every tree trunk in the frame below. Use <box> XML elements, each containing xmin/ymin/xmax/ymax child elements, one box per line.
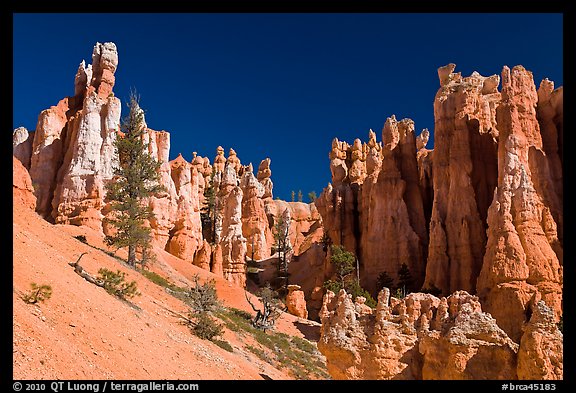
<box><xmin>128</xmin><ymin>245</ymin><xmax>136</xmax><ymax>266</ymax></box>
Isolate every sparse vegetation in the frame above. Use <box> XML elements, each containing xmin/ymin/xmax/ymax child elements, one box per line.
<box><xmin>394</xmin><ymin>287</ymin><xmax>406</xmax><ymax>299</ymax></box>
<box><xmin>376</xmin><ymin>271</ymin><xmax>395</xmax><ymax>291</ymax></box>
<box><xmin>97</xmin><ymin>268</ymin><xmax>140</xmax><ymax>299</ymax></box>
<box><xmin>74</xmin><ymin>234</ymin><xmax>88</xmax><ymax>244</ymax></box>
<box><xmin>345</xmin><ymin>280</ymin><xmax>377</xmax><ymax>308</ymax></box>
<box><xmin>190</xmin><ymin>311</ymin><xmax>224</xmax><ymax>340</ymax></box>
<box><xmin>397</xmin><ymin>262</ymin><xmax>414</xmax><ymax>294</ymax></box>
<box><xmin>103</xmin><ymin>93</ymin><xmax>165</xmax><ymax>267</ymax></box>
<box><xmin>323</xmin><ymin>245</ymin><xmax>375</xmax><ymax>307</ymax></box>
<box><xmin>213</xmin><ymin>339</ymin><xmax>234</xmax><ymax>352</ymax></box>
<box><xmin>308</xmin><ymin>191</ymin><xmax>317</xmax><ymax>203</ymax></box>
<box><xmin>139</xmin><ymin>269</ymin><xmax>182</xmax><ymax>292</ymax></box>
<box><xmin>218</xmin><ymin>307</ymin><xmax>329</xmax><ymax>379</ymax></box>
<box><xmin>297</xmin><ymin>190</ymin><xmax>303</xmax><ymax>202</ymax></box>
<box><xmin>22</xmin><ymin>283</ymin><xmax>52</xmax><ymax>304</ymax></box>
<box><xmin>328</xmin><ymin>245</ymin><xmax>355</xmax><ymax>288</ymax></box>
<box><xmin>186</xmin><ymin>274</ymin><xmax>220</xmax><ymax>313</ymax></box>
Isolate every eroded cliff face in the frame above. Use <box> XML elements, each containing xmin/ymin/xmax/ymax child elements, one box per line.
<box><xmin>316</xmin><ymin>118</ymin><xmax>429</xmax><ymax>295</ymax></box>
<box><xmin>423</xmin><ymin>65</ymin><xmax>501</xmax><ymax>295</ymax></box>
<box><xmin>166</xmin><ymin>154</ymin><xmax>202</xmax><ymax>261</ymax></box>
<box><xmin>316</xmin><ymin>64</ymin><xmax>562</xmax><ymax>336</ymax></box>
<box><xmin>51</xmin><ymin>43</ymin><xmax>121</xmax><ymax>231</ymax></box>
<box><xmin>476</xmin><ymin>66</ymin><xmax>563</xmax><ymax>342</ymax></box>
<box><xmin>318</xmin><ymin>288</ymin><xmax>561</xmax><ymax>380</ymax></box>
<box><xmin>314</xmin><ymin>63</ymin><xmax>562</xmax><ymax>379</ymax></box>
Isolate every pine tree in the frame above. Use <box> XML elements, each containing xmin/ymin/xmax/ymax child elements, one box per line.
<box><xmin>397</xmin><ymin>263</ymin><xmax>414</xmax><ymax>296</ymax></box>
<box><xmin>104</xmin><ymin>94</ymin><xmax>165</xmax><ymax>267</ymax></box>
<box><xmin>329</xmin><ymin>245</ymin><xmax>355</xmax><ymax>288</ymax></box>
<box><xmin>377</xmin><ymin>271</ymin><xmax>395</xmax><ymax>291</ymax></box>
<box><xmin>308</xmin><ymin>191</ymin><xmax>317</xmax><ymax>203</ymax></box>
<box><xmin>322</xmin><ymin>245</ymin><xmax>377</xmax><ymax>308</ymax></box>
<box><xmin>297</xmin><ymin>190</ymin><xmax>303</xmax><ymax>202</ymax></box>
<box><xmin>273</xmin><ymin>209</ymin><xmax>292</xmax><ymax>295</ymax></box>
<box><xmin>291</xmin><ymin>190</ymin><xmax>295</xmax><ymax>202</ymax></box>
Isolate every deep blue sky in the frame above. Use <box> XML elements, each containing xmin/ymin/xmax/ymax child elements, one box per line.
<box><xmin>13</xmin><ymin>13</ymin><xmax>563</xmax><ymax>201</ymax></box>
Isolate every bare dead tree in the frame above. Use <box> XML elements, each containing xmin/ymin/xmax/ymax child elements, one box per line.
<box><xmin>244</xmin><ymin>285</ymin><xmax>284</xmax><ymax>331</ymax></box>
<box><xmin>67</xmin><ymin>252</ymin><xmax>104</xmax><ymax>287</ymax></box>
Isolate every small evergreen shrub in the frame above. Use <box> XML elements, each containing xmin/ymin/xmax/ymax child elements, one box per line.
<box><xmin>376</xmin><ymin>271</ymin><xmax>395</xmax><ymax>291</ymax></box>
<box><xmin>192</xmin><ymin>311</ymin><xmax>224</xmax><ymax>340</ymax></box>
<box><xmin>187</xmin><ymin>274</ymin><xmax>220</xmax><ymax>312</ymax></box>
<box><xmin>213</xmin><ymin>339</ymin><xmax>234</xmax><ymax>352</ymax></box>
<box><xmin>22</xmin><ymin>283</ymin><xmax>52</xmax><ymax>304</ymax></box>
<box><xmin>97</xmin><ymin>268</ymin><xmax>140</xmax><ymax>299</ymax></box>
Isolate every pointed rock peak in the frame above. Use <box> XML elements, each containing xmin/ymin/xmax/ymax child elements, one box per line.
<box><xmin>538</xmin><ymin>78</ymin><xmax>555</xmax><ymax>103</ymax></box>
<box><xmin>383</xmin><ymin>115</ymin><xmax>400</xmax><ymax>150</ymax></box>
<box><xmin>257</xmin><ymin>158</ymin><xmax>272</xmax><ymax>182</ymax></box>
<box><xmin>74</xmin><ymin>59</ymin><xmax>93</xmax><ymax>97</ymax></box>
<box><xmin>331</xmin><ymin>137</ymin><xmax>340</xmax><ymax>149</ymax></box>
<box><xmin>92</xmin><ymin>42</ymin><xmax>118</xmax><ymax>73</ymax></box>
<box><xmin>416</xmin><ymin>128</ymin><xmax>430</xmax><ymax>150</ymax></box>
<box><xmin>397</xmin><ymin>118</ymin><xmax>415</xmax><ymax>142</ymax></box>
<box><xmin>438</xmin><ymin>63</ymin><xmax>457</xmax><ymax>86</ymax></box>
<box><xmin>13</xmin><ymin>126</ymin><xmax>29</xmax><ymax>144</ymax></box>
<box><xmin>216</xmin><ymin>146</ymin><xmax>224</xmax><ymax>155</ymax></box>
<box><xmin>228</xmin><ymin>148</ymin><xmax>237</xmax><ymax>157</ymax></box>
<box><xmin>191</xmin><ymin>153</ymin><xmax>204</xmax><ymax>166</ymax></box>
<box><xmin>221</xmin><ymin>162</ymin><xmax>238</xmax><ymax>186</ymax></box>
<box><xmin>482</xmin><ymin>74</ymin><xmax>500</xmax><ymax>95</ymax></box>
<box><xmin>170</xmin><ymin>153</ymin><xmax>189</xmax><ymax>169</ymax></box>
<box><xmin>258</xmin><ymin>157</ymin><xmax>271</xmax><ymax>170</ymax></box>
<box><xmin>501</xmin><ymin>65</ymin><xmax>536</xmax><ymax>101</ymax></box>
<box><xmin>501</xmin><ymin>65</ymin><xmax>512</xmax><ymax>92</ymax></box>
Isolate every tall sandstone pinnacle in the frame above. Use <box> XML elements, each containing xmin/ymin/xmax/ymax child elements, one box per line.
<box><xmin>360</xmin><ymin>116</ymin><xmax>428</xmax><ymax>293</ymax></box>
<box><xmin>316</xmin><ymin>118</ymin><xmax>429</xmax><ymax>294</ymax></box>
<box><xmin>240</xmin><ymin>165</ymin><xmax>272</xmax><ymax>261</ymax></box>
<box><xmin>23</xmin><ymin>42</ymin><xmax>121</xmax><ymax>229</ymax></box>
<box><xmin>422</xmin><ymin>64</ymin><xmax>501</xmax><ymax>295</ymax></box>
<box><xmin>139</xmin><ymin>126</ymin><xmax>178</xmax><ymax>249</ymax></box>
<box><xmin>476</xmin><ymin>66</ymin><xmax>563</xmax><ymax>342</ymax></box>
<box><xmin>218</xmin><ymin>163</ymin><xmax>248</xmax><ymax>287</ymax></box>
<box><xmin>13</xmin><ymin>127</ymin><xmax>34</xmax><ymax>170</ymax></box>
<box><xmin>167</xmin><ymin>154</ymin><xmax>203</xmax><ymax>261</ymax></box>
